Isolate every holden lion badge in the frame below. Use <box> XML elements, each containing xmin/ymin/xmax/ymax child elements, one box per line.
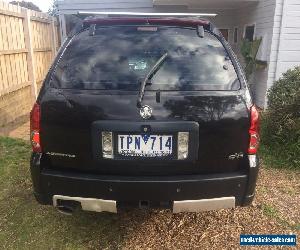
<box><xmin>140</xmin><ymin>105</ymin><xmax>152</xmax><ymax>119</ymax></box>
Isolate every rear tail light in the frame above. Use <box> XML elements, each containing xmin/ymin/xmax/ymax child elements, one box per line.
<box><xmin>248</xmin><ymin>105</ymin><xmax>260</xmax><ymax>154</ymax></box>
<box><xmin>178</xmin><ymin>132</ymin><xmax>189</xmax><ymax>160</ymax></box>
<box><xmin>30</xmin><ymin>103</ymin><xmax>41</xmax><ymax>152</ymax></box>
<box><xmin>102</xmin><ymin>131</ymin><xmax>114</xmax><ymax>159</ymax></box>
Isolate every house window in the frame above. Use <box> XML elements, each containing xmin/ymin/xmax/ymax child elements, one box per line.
<box><xmin>244</xmin><ymin>24</ymin><xmax>255</xmax><ymax>41</ymax></box>
<box><xmin>219</xmin><ymin>29</ymin><xmax>229</xmax><ymax>41</ymax></box>
<box><xmin>234</xmin><ymin>27</ymin><xmax>238</xmax><ymax>43</ymax></box>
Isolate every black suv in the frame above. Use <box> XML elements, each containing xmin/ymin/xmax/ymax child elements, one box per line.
<box><xmin>30</xmin><ymin>15</ymin><xmax>260</xmax><ymax>214</ymax></box>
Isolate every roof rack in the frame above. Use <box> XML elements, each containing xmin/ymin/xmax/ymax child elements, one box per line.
<box><xmin>78</xmin><ymin>11</ymin><xmax>217</xmax><ymax>18</ymax></box>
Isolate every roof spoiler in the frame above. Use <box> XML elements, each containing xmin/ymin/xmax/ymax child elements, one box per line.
<box><xmin>77</xmin><ymin>11</ymin><xmax>217</xmax><ymax>18</ymax></box>
<box><xmin>66</xmin><ymin>12</ymin><xmax>219</xmax><ymax>39</ymax></box>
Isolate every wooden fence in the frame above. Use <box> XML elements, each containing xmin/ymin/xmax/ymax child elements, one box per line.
<box><xmin>0</xmin><ymin>1</ymin><xmax>60</xmax><ymax>127</ymax></box>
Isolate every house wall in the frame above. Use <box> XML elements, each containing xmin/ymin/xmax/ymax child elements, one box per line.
<box><xmin>267</xmin><ymin>0</ymin><xmax>284</xmax><ymax>94</ymax></box>
<box><xmin>234</xmin><ymin>0</ymin><xmax>277</xmax><ymax>107</ymax></box>
<box><xmin>194</xmin><ymin>9</ymin><xmax>236</xmax><ymax>44</ymax></box>
<box><xmin>57</xmin><ymin>0</ymin><xmax>153</xmax><ymax>14</ymax></box>
<box><xmin>272</xmin><ymin>0</ymin><xmax>300</xmax><ymax>84</ymax></box>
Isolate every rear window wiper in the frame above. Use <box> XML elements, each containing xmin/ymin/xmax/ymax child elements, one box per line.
<box><xmin>137</xmin><ymin>52</ymin><xmax>168</xmax><ymax>108</ymax></box>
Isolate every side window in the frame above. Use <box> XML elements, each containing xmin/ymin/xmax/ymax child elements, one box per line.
<box><xmin>244</xmin><ymin>24</ymin><xmax>255</xmax><ymax>42</ymax></box>
<box><xmin>219</xmin><ymin>29</ymin><xmax>229</xmax><ymax>41</ymax></box>
<box><xmin>233</xmin><ymin>27</ymin><xmax>238</xmax><ymax>44</ymax></box>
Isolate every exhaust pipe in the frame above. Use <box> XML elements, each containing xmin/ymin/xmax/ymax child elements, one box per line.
<box><xmin>56</xmin><ymin>205</ymin><xmax>75</xmax><ymax>215</ymax></box>
<box><xmin>53</xmin><ymin>195</ymin><xmax>117</xmax><ymax>213</ymax></box>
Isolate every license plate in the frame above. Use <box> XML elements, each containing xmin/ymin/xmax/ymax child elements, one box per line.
<box><xmin>118</xmin><ymin>134</ymin><xmax>173</xmax><ymax>157</ymax></box>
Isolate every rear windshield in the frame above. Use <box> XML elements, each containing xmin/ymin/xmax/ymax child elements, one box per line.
<box><xmin>51</xmin><ymin>26</ymin><xmax>240</xmax><ymax>91</ymax></box>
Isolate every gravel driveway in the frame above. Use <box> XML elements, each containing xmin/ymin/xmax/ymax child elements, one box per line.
<box><xmin>115</xmin><ymin>167</ymin><xmax>299</xmax><ymax>249</ymax></box>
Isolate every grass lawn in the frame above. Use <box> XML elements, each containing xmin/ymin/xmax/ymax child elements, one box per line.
<box><xmin>0</xmin><ymin>137</ymin><xmax>122</xmax><ymax>249</ymax></box>
<box><xmin>0</xmin><ymin>136</ymin><xmax>299</xmax><ymax>249</ymax></box>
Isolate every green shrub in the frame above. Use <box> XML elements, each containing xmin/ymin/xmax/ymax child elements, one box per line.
<box><xmin>260</xmin><ymin>67</ymin><xmax>300</xmax><ymax>168</ymax></box>
<box><xmin>240</xmin><ymin>38</ymin><xmax>268</xmax><ymax>80</ymax></box>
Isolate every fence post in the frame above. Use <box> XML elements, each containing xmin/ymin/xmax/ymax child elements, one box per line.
<box><xmin>22</xmin><ymin>9</ymin><xmax>37</xmax><ymax>104</ymax></box>
<box><xmin>59</xmin><ymin>14</ymin><xmax>67</xmax><ymax>42</ymax></box>
<box><xmin>51</xmin><ymin>16</ymin><xmax>57</xmax><ymax>58</ymax></box>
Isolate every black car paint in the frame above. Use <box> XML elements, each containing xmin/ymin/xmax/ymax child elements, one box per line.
<box><xmin>31</xmin><ymin>20</ymin><xmax>259</xmax><ymax>208</ymax></box>
<box><xmin>40</xmin><ymin>88</ymin><xmax>249</xmax><ymax>175</ymax></box>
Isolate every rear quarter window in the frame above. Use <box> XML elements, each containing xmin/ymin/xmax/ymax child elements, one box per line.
<box><xmin>51</xmin><ymin>26</ymin><xmax>240</xmax><ymax>91</ymax></box>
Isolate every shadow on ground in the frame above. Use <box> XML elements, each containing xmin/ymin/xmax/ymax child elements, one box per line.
<box><xmin>0</xmin><ymin>114</ymin><xmax>29</xmax><ymax>139</ymax></box>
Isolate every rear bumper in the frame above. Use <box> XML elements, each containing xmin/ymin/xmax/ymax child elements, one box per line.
<box><xmin>31</xmin><ymin>153</ymin><xmax>259</xmax><ymax>208</ymax></box>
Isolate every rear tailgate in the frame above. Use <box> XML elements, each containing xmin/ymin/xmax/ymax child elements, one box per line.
<box><xmin>39</xmin><ymin>24</ymin><xmax>251</xmax><ymax>175</ymax></box>
<box><xmin>40</xmin><ymin>88</ymin><xmax>250</xmax><ymax>175</ymax></box>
